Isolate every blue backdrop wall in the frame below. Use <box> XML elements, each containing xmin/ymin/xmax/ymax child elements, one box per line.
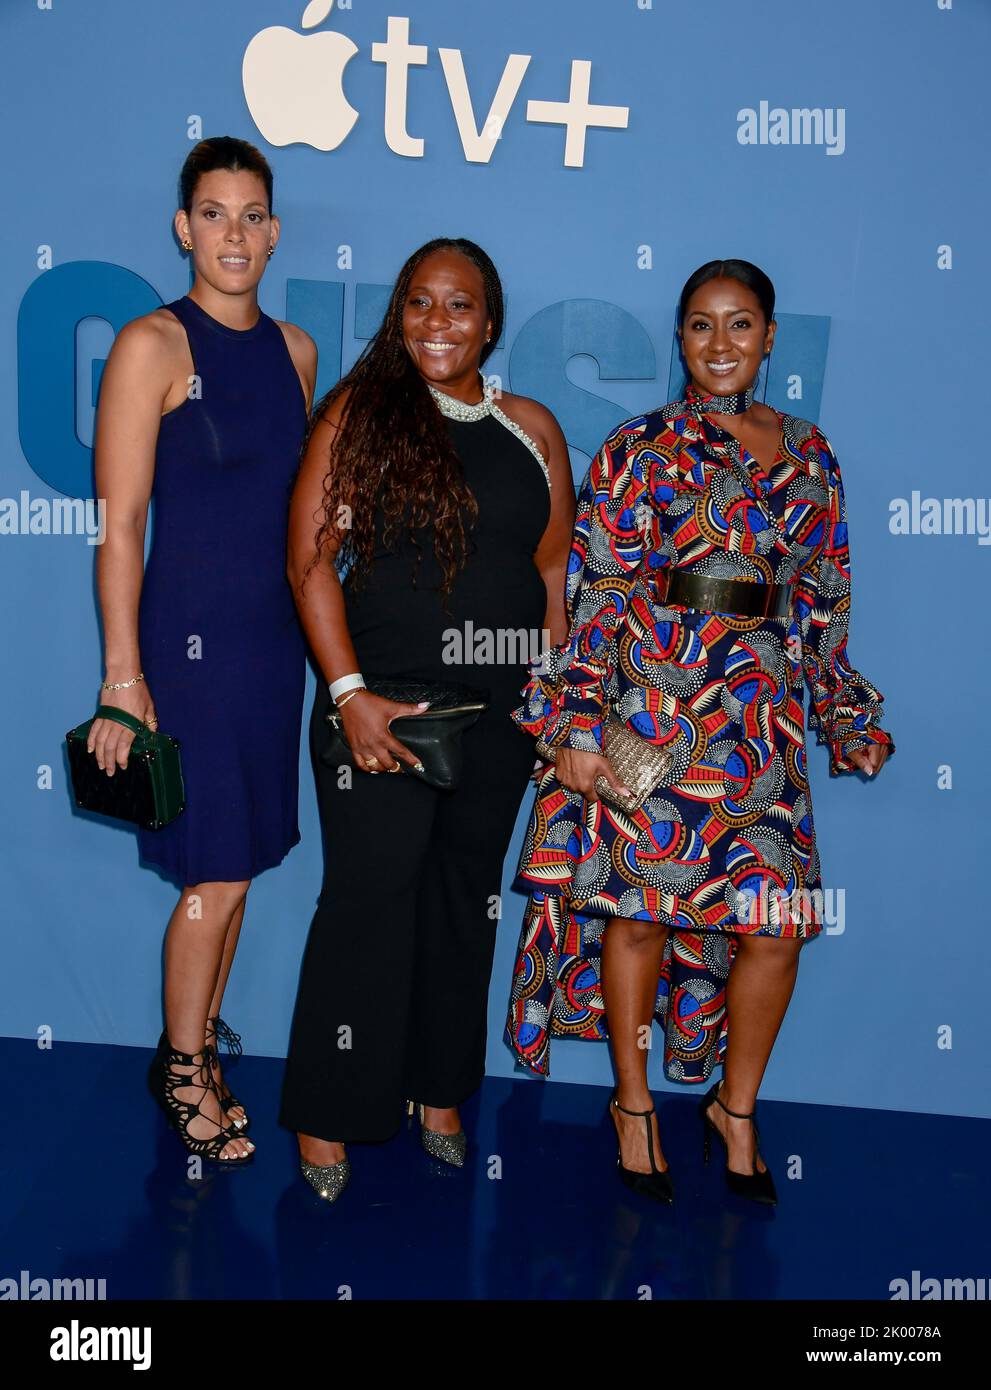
<box><xmin>2</xmin><ymin>0</ymin><xmax>986</xmax><ymax>1119</ymax></box>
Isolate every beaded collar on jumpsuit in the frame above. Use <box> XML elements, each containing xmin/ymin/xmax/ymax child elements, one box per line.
<box><xmin>427</xmin><ymin>378</ymin><xmax>551</xmax><ymax>491</ymax></box>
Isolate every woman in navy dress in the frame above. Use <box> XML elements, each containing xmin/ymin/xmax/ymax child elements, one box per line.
<box><xmin>89</xmin><ymin>137</ymin><xmax>316</xmax><ymax>1164</ymax></box>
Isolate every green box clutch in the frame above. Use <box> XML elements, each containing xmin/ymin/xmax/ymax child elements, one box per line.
<box><xmin>65</xmin><ymin>704</ymin><xmax>185</xmax><ymax>830</ymax></box>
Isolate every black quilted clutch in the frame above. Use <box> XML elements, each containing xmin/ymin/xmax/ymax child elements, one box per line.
<box><xmin>320</xmin><ymin>678</ymin><xmax>490</xmax><ymax>790</ymax></box>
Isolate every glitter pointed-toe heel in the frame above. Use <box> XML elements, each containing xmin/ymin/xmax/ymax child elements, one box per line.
<box><xmin>408</xmin><ymin>1101</ymin><xmax>467</xmax><ymax>1168</ymax></box>
<box><xmin>299</xmin><ymin>1155</ymin><xmax>351</xmax><ymax>1203</ymax></box>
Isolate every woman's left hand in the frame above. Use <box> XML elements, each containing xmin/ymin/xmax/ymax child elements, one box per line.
<box><xmin>847</xmin><ymin>743</ymin><xmax>890</xmax><ymax>777</ymax></box>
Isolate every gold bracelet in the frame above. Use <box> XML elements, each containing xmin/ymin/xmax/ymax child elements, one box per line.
<box><xmin>335</xmin><ymin>687</ymin><xmax>367</xmax><ymax>711</ymax></box>
<box><xmin>102</xmin><ymin>672</ymin><xmax>145</xmax><ymax>691</ymax></box>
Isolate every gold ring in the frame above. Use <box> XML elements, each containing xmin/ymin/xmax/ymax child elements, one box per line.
<box><xmin>365</xmin><ymin>756</ymin><xmax>380</xmax><ymax>769</ymax></box>
<box><xmin>386</xmin><ymin>763</ymin><xmax>401</xmax><ymax>773</ymax></box>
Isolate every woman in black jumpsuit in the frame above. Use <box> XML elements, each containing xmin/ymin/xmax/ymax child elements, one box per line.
<box><xmin>279</xmin><ymin>238</ymin><xmax>574</xmax><ymax>1198</ymax></box>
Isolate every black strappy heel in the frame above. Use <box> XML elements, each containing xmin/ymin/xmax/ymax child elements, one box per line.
<box><xmin>148</xmin><ymin>1036</ymin><xmax>254</xmax><ymax>1166</ymax></box>
<box><xmin>700</xmin><ymin>1081</ymin><xmax>777</xmax><ymax>1205</ymax></box>
<box><xmin>206</xmin><ymin>1017</ymin><xmax>249</xmax><ymax>1131</ymax></box>
<box><xmin>609</xmin><ymin>1095</ymin><xmax>674</xmax><ymax>1204</ymax></box>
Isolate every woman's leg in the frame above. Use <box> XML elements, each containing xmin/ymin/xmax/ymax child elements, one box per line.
<box><xmin>705</xmin><ymin>934</ymin><xmax>804</xmax><ymax>1173</ymax></box>
<box><xmin>204</xmin><ymin>895</ymin><xmax>248</xmax><ymax>1124</ymax></box>
<box><xmin>206</xmin><ymin>895</ymin><xmax>246</xmax><ymax>1022</ymax></box>
<box><xmin>162</xmin><ymin>879</ymin><xmax>253</xmax><ymax>1159</ymax></box>
<box><xmin>402</xmin><ymin>713</ymin><xmax>537</xmax><ymax>1135</ymax></box>
<box><xmin>403</xmin><ymin>835</ymin><xmax>497</xmax><ymax>1136</ymax></box>
<box><xmin>280</xmin><ymin>761</ymin><xmax>439</xmax><ymax>1165</ymax></box>
<box><xmin>601</xmin><ymin>916</ymin><xmax>671</xmax><ymax>1174</ymax></box>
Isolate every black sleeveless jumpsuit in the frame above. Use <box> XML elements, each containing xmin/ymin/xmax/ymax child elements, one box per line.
<box><xmin>280</xmin><ymin>407</ymin><xmax>551</xmax><ymax>1142</ymax></box>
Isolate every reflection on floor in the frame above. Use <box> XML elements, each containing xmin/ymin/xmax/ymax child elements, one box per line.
<box><xmin>2</xmin><ymin>1038</ymin><xmax>984</xmax><ymax>1301</ymax></box>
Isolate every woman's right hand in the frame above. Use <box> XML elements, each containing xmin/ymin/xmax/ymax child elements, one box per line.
<box><xmin>340</xmin><ymin>691</ymin><xmax>431</xmax><ymax>774</ymax></box>
<box><xmin>87</xmin><ymin>681</ymin><xmax>158</xmax><ymax>777</ymax></box>
<box><xmin>553</xmin><ymin>746</ymin><xmax>632</xmax><ymax>802</ymax></box>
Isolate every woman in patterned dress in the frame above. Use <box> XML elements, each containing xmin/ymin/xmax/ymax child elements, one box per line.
<box><xmin>508</xmin><ymin>259</ymin><xmax>893</xmax><ymax>1204</ymax></box>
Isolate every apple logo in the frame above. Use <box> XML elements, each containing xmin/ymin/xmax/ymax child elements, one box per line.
<box><xmin>243</xmin><ymin>0</ymin><xmax>359</xmax><ymax>152</ymax></box>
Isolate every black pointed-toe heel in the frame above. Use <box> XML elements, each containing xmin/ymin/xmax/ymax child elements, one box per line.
<box><xmin>700</xmin><ymin>1081</ymin><xmax>778</xmax><ymax>1206</ymax></box>
<box><xmin>609</xmin><ymin>1095</ymin><xmax>674</xmax><ymax>1204</ymax></box>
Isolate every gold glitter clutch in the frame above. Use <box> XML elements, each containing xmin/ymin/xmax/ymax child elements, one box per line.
<box><xmin>535</xmin><ymin>715</ymin><xmax>675</xmax><ymax>814</ymax></box>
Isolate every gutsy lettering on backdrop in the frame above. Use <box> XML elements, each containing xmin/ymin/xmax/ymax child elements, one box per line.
<box><xmin>17</xmin><ymin>257</ymin><xmax>832</xmax><ymax>501</ymax></box>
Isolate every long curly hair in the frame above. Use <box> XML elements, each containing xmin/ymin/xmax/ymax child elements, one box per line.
<box><xmin>307</xmin><ymin>237</ymin><xmax>505</xmax><ymax>600</ymax></box>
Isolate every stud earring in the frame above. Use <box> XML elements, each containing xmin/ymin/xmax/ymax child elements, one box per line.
<box><xmin>181</xmin><ymin>239</ymin><xmax>193</xmax><ymax>252</ymax></box>
<box><xmin>267</xmin><ymin>245</ymin><xmax>274</xmax><ymax>257</ymax></box>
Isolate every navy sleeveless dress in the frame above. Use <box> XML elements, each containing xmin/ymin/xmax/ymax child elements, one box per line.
<box><xmin>136</xmin><ymin>295</ymin><xmax>308</xmax><ymax>885</ymax></box>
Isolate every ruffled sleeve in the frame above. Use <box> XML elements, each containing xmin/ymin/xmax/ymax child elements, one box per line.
<box><xmin>795</xmin><ymin>426</ymin><xmax>895</xmax><ymax>775</ymax></box>
<box><xmin>511</xmin><ymin>427</ymin><xmax>644</xmax><ymax>754</ymax></box>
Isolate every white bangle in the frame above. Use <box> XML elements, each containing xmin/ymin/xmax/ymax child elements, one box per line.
<box><xmin>329</xmin><ymin>672</ymin><xmax>365</xmax><ymax>702</ymax></box>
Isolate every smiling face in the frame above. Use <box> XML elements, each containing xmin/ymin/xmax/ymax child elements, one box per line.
<box><xmin>401</xmin><ymin>250</ymin><xmax>492</xmax><ymax>398</ymax></box>
<box><xmin>174</xmin><ymin>167</ymin><xmax>279</xmax><ymax>295</ymax></box>
<box><xmin>680</xmin><ymin>276</ymin><xmax>776</xmax><ymax>398</ymax></box>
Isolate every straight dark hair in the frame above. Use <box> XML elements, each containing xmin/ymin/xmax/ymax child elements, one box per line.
<box><xmin>179</xmin><ymin>136</ymin><xmax>274</xmax><ymax>214</ymax></box>
<box><xmin>678</xmin><ymin>259</ymin><xmax>776</xmax><ymax>326</ymax></box>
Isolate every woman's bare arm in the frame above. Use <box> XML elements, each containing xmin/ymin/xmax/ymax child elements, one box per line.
<box><xmin>287</xmin><ymin>398</ymin><xmax>427</xmax><ymax>772</ymax></box>
<box><xmin>276</xmin><ymin>320</ymin><xmax>318</xmax><ymax>413</ymax></box>
<box><xmin>89</xmin><ymin>315</ymin><xmax>174</xmax><ymax>772</ymax></box>
<box><xmin>286</xmin><ymin>400</ymin><xmax>359</xmax><ymax>684</ymax></box>
<box><xmin>529</xmin><ymin>406</ymin><xmax>576</xmax><ymax>648</ymax></box>
<box><xmin>495</xmin><ymin>393</ymin><xmax>576</xmax><ymax>648</ymax></box>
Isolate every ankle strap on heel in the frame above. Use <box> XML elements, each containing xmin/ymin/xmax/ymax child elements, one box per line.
<box><xmin>611</xmin><ymin>1095</ymin><xmax>655</xmax><ymax>1119</ymax></box>
<box><xmin>208</xmin><ymin>1017</ymin><xmax>243</xmax><ymax>1056</ymax></box>
<box><xmin>712</xmin><ymin>1086</ymin><xmax>755</xmax><ymax>1121</ymax></box>
<box><xmin>160</xmin><ymin>1038</ymin><xmax>216</xmax><ymax>1073</ymax></box>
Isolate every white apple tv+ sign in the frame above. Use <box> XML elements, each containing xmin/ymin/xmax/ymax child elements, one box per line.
<box><xmin>242</xmin><ymin>0</ymin><xmax>629</xmax><ymax>168</ymax></box>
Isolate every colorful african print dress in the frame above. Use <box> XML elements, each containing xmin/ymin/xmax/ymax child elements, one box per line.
<box><xmin>505</xmin><ymin>385</ymin><xmax>894</xmax><ymax>1083</ymax></box>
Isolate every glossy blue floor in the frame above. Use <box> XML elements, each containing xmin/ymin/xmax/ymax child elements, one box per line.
<box><xmin>2</xmin><ymin>1037</ymin><xmax>985</xmax><ymax>1301</ymax></box>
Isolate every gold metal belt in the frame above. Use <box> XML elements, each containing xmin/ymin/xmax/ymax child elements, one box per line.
<box><xmin>650</xmin><ymin>568</ymin><xmax>793</xmax><ymax>620</ymax></box>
